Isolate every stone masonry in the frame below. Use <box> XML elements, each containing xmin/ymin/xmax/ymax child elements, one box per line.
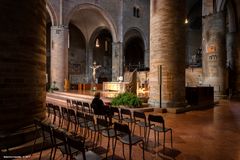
<box><xmin>149</xmin><ymin>0</ymin><xmax>186</xmax><ymax>107</ymax></box>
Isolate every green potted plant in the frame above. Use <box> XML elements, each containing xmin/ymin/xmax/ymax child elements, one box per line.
<box><xmin>111</xmin><ymin>92</ymin><xmax>142</xmax><ymax>108</ymax></box>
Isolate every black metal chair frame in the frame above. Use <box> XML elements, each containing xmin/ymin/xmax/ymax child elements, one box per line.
<box><xmin>120</xmin><ymin>108</ymin><xmax>135</xmax><ymax>131</ymax></box>
<box><xmin>68</xmin><ymin>108</ymin><xmax>78</xmax><ymax>134</ymax></box>
<box><xmin>53</xmin><ymin>105</ymin><xmax>62</xmax><ymax>127</ymax></box>
<box><xmin>147</xmin><ymin>115</ymin><xmax>173</xmax><ymax>151</ymax></box>
<box><xmin>52</xmin><ymin>128</ymin><xmax>69</xmax><ymax>160</ymax></box>
<box><xmin>96</xmin><ymin>116</ymin><xmax>115</xmax><ymax>159</ymax></box>
<box><xmin>113</xmin><ymin>122</ymin><xmax>145</xmax><ymax>160</ymax></box>
<box><xmin>133</xmin><ymin>111</ymin><xmax>149</xmax><ymax>142</ymax></box>
<box><xmin>110</xmin><ymin>106</ymin><xmax>121</xmax><ymax>123</ymax></box>
<box><xmin>61</xmin><ymin>107</ymin><xmax>70</xmax><ymax>131</ymax></box>
<box><xmin>39</xmin><ymin>122</ymin><xmax>54</xmax><ymax>160</ymax></box>
<box><xmin>67</xmin><ymin>135</ymin><xmax>101</xmax><ymax>160</ymax></box>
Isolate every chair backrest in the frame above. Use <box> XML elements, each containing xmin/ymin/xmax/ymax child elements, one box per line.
<box><xmin>76</xmin><ymin>111</ymin><xmax>84</xmax><ymax>120</ymax></box>
<box><xmin>67</xmin><ymin>136</ymin><xmax>86</xmax><ymax>160</ymax></box>
<box><xmin>133</xmin><ymin>111</ymin><xmax>146</xmax><ymax>119</ymax></box>
<box><xmin>83</xmin><ymin>102</ymin><xmax>91</xmax><ymax>113</ymax></box>
<box><xmin>114</xmin><ymin>122</ymin><xmax>131</xmax><ymax>135</ymax></box>
<box><xmin>52</xmin><ymin>128</ymin><xmax>67</xmax><ymax>144</ymax></box>
<box><xmin>54</xmin><ymin>105</ymin><xmax>61</xmax><ymax>117</ymax></box>
<box><xmin>96</xmin><ymin>117</ymin><xmax>109</xmax><ymax>128</ymax></box>
<box><xmin>133</xmin><ymin>111</ymin><xmax>146</xmax><ymax>124</ymax></box>
<box><xmin>121</xmin><ymin>108</ymin><xmax>132</xmax><ymax>118</ymax></box>
<box><xmin>83</xmin><ymin>102</ymin><xmax>90</xmax><ymax>108</ymax></box>
<box><xmin>72</xmin><ymin>100</ymin><xmax>77</xmax><ymax>108</ymax></box>
<box><xmin>85</xmin><ymin>114</ymin><xmax>94</xmax><ymax>123</ymax></box>
<box><xmin>110</xmin><ymin>106</ymin><xmax>119</xmax><ymax>114</ymax></box>
<box><xmin>148</xmin><ymin>114</ymin><xmax>165</xmax><ymax>128</ymax></box>
<box><xmin>40</xmin><ymin>122</ymin><xmax>53</xmax><ymax>142</ymax></box>
<box><xmin>47</xmin><ymin>103</ymin><xmax>55</xmax><ymax>115</ymax></box>
<box><xmin>76</xmin><ymin>101</ymin><xmax>82</xmax><ymax>106</ymax></box>
<box><xmin>66</xmin><ymin>99</ymin><xmax>71</xmax><ymax>108</ymax></box>
<box><xmin>61</xmin><ymin>107</ymin><xmax>69</xmax><ymax>120</ymax></box>
<box><xmin>76</xmin><ymin>101</ymin><xmax>82</xmax><ymax>111</ymax></box>
<box><xmin>68</xmin><ymin>108</ymin><xmax>76</xmax><ymax>122</ymax></box>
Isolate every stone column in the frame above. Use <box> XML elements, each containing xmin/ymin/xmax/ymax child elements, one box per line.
<box><xmin>144</xmin><ymin>49</ymin><xmax>150</xmax><ymax>68</ymax></box>
<box><xmin>0</xmin><ymin>0</ymin><xmax>46</xmax><ymax>143</ymax></box>
<box><xmin>233</xmin><ymin>33</ymin><xmax>240</xmax><ymax>95</ymax></box>
<box><xmin>202</xmin><ymin>12</ymin><xmax>226</xmax><ymax>96</ymax></box>
<box><xmin>149</xmin><ymin>0</ymin><xmax>186</xmax><ymax>107</ymax></box>
<box><xmin>86</xmin><ymin>45</ymin><xmax>93</xmax><ymax>83</ymax></box>
<box><xmin>112</xmin><ymin>42</ymin><xmax>123</xmax><ymax>81</ymax></box>
<box><xmin>51</xmin><ymin>26</ymin><xmax>68</xmax><ymax>91</ymax></box>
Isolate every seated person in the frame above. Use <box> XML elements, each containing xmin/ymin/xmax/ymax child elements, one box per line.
<box><xmin>91</xmin><ymin>92</ymin><xmax>109</xmax><ymax>115</ymax></box>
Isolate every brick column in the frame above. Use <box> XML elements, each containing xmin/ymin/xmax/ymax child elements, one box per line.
<box><xmin>0</xmin><ymin>0</ymin><xmax>46</xmax><ymax>142</ymax></box>
<box><xmin>202</xmin><ymin>12</ymin><xmax>226</xmax><ymax>96</ymax></box>
<box><xmin>51</xmin><ymin>26</ymin><xmax>68</xmax><ymax>91</ymax></box>
<box><xmin>112</xmin><ymin>42</ymin><xmax>123</xmax><ymax>81</ymax></box>
<box><xmin>149</xmin><ymin>0</ymin><xmax>186</xmax><ymax>107</ymax></box>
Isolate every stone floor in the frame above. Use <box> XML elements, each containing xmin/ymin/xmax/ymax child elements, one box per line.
<box><xmin>23</xmin><ymin>99</ymin><xmax>240</xmax><ymax>160</ymax></box>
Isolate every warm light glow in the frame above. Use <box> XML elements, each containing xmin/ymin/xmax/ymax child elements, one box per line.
<box><xmin>105</xmin><ymin>40</ymin><xmax>108</xmax><ymax>51</ymax></box>
<box><xmin>185</xmin><ymin>18</ymin><xmax>188</xmax><ymax>24</ymax></box>
<box><xmin>95</xmin><ymin>38</ymin><xmax>100</xmax><ymax>47</ymax></box>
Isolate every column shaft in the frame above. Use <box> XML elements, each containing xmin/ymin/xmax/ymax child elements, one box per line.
<box><xmin>0</xmin><ymin>0</ymin><xmax>46</xmax><ymax>140</ymax></box>
<box><xmin>202</xmin><ymin>12</ymin><xmax>226</xmax><ymax>96</ymax></box>
<box><xmin>149</xmin><ymin>0</ymin><xmax>186</xmax><ymax>107</ymax></box>
<box><xmin>51</xmin><ymin>26</ymin><xmax>68</xmax><ymax>91</ymax></box>
<box><xmin>112</xmin><ymin>42</ymin><xmax>123</xmax><ymax>81</ymax></box>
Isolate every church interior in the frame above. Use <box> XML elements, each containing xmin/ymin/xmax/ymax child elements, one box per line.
<box><xmin>0</xmin><ymin>0</ymin><xmax>240</xmax><ymax>159</ymax></box>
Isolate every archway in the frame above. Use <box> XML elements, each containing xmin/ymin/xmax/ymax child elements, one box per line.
<box><xmin>68</xmin><ymin>23</ymin><xmax>86</xmax><ymax>88</ymax></box>
<box><xmin>90</xmin><ymin>28</ymin><xmax>113</xmax><ymax>82</ymax></box>
<box><xmin>67</xmin><ymin>5</ymin><xmax>117</xmax><ymax>84</ymax></box>
<box><xmin>124</xmin><ymin>29</ymin><xmax>145</xmax><ymax>71</ymax></box>
<box><xmin>186</xmin><ymin>0</ymin><xmax>202</xmax><ymax>67</ymax></box>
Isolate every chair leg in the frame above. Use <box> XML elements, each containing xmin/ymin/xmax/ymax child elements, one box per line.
<box><xmin>53</xmin><ymin>147</ymin><xmax>57</xmax><ymax>160</ymax></box>
<box><xmin>111</xmin><ymin>138</ymin><xmax>115</xmax><ymax>159</ymax></box>
<box><xmin>170</xmin><ymin>130</ymin><xmax>173</xmax><ymax>148</ymax></box>
<box><xmin>129</xmin><ymin>144</ymin><xmax>132</xmax><ymax>160</ymax></box>
<box><xmin>154</xmin><ymin>131</ymin><xmax>156</xmax><ymax>148</ymax></box>
<box><xmin>122</xmin><ymin>143</ymin><xmax>126</xmax><ymax>160</ymax></box>
<box><xmin>163</xmin><ymin>132</ymin><xmax>166</xmax><ymax>151</ymax></box>
<box><xmin>39</xmin><ymin>141</ymin><xmax>44</xmax><ymax>160</ymax></box>
<box><xmin>106</xmin><ymin>137</ymin><xmax>110</xmax><ymax>159</ymax></box>
<box><xmin>142</xmin><ymin>141</ymin><xmax>145</xmax><ymax>160</ymax></box>
<box><xmin>112</xmin><ymin>138</ymin><xmax>117</xmax><ymax>158</ymax></box>
<box><xmin>147</xmin><ymin>128</ymin><xmax>150</xmax><ymax>146</ymax></box>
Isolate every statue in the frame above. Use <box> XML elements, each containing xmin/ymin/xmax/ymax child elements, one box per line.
<box><xmin>90</xmin><ymin>61</ymin><xmax>101</xmax><ymax>84</ymax></box>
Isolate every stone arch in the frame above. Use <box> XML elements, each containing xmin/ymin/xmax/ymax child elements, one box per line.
<box><xmin>46</xmin><ymin>1</ymin><xmax>58</xmax><ymax>26</ymax></box>
<box><xmin>124</xmin><ymin>27</ymin><xmax>147</xmax><ymax>49</ymax></box>
<box><xmin>226</xmin><ymin>1</ymin><xmax>237</xmax><ymax>32</ymax></box>
<box><xmin>123</xmin><ymin>28</ymin><xmax>147</xmax><ymax>68</ymax></box>
<box><xmin>64</xmin><ymin>3</ymin><xmax>117</xmax><ymax>42</ymax></box>
<box><xmin>89</xmin><ymin>27</ymin><xmax>113</xmax><ymax>82</ymax></box>
<box><xmin>216</xmin><ymin>0</ymin><xmax>237</xmax><ymax>32</ymax></box>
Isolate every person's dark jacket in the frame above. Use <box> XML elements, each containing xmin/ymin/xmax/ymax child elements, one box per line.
<box><xmin>91</xmin><ymin>97</ymin><xmax>105</xmax><ymax>115</ymax></box>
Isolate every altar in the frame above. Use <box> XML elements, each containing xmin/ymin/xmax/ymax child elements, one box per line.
<box><xmin>102</xmin><ymin>82</ymin><xmax>129</xmax><ymax>98</ymax></box>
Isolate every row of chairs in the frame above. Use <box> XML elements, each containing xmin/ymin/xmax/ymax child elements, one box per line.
<box><xmin>33</xmin><ymin>119</ymin><xmax>101</xmax><ymax>160</ymax></box>
<box><xmin>67</xmin><ymin>99</ymin><xmax>93</xmax><ymax>114</ymax></box>
<box><xmin>46</xmin><ymin>103</ymin><xmax>145</xmax><ymax>159</ymax></box>
<box><xmin>110</xmin><ymin>107</ymin><xmax>173</xmax><ymax>151</ymax></box>
<box><xmin>46</xmin><ymin>101</ymin><xmax>173</xmax><ymax>159</ymax></box>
